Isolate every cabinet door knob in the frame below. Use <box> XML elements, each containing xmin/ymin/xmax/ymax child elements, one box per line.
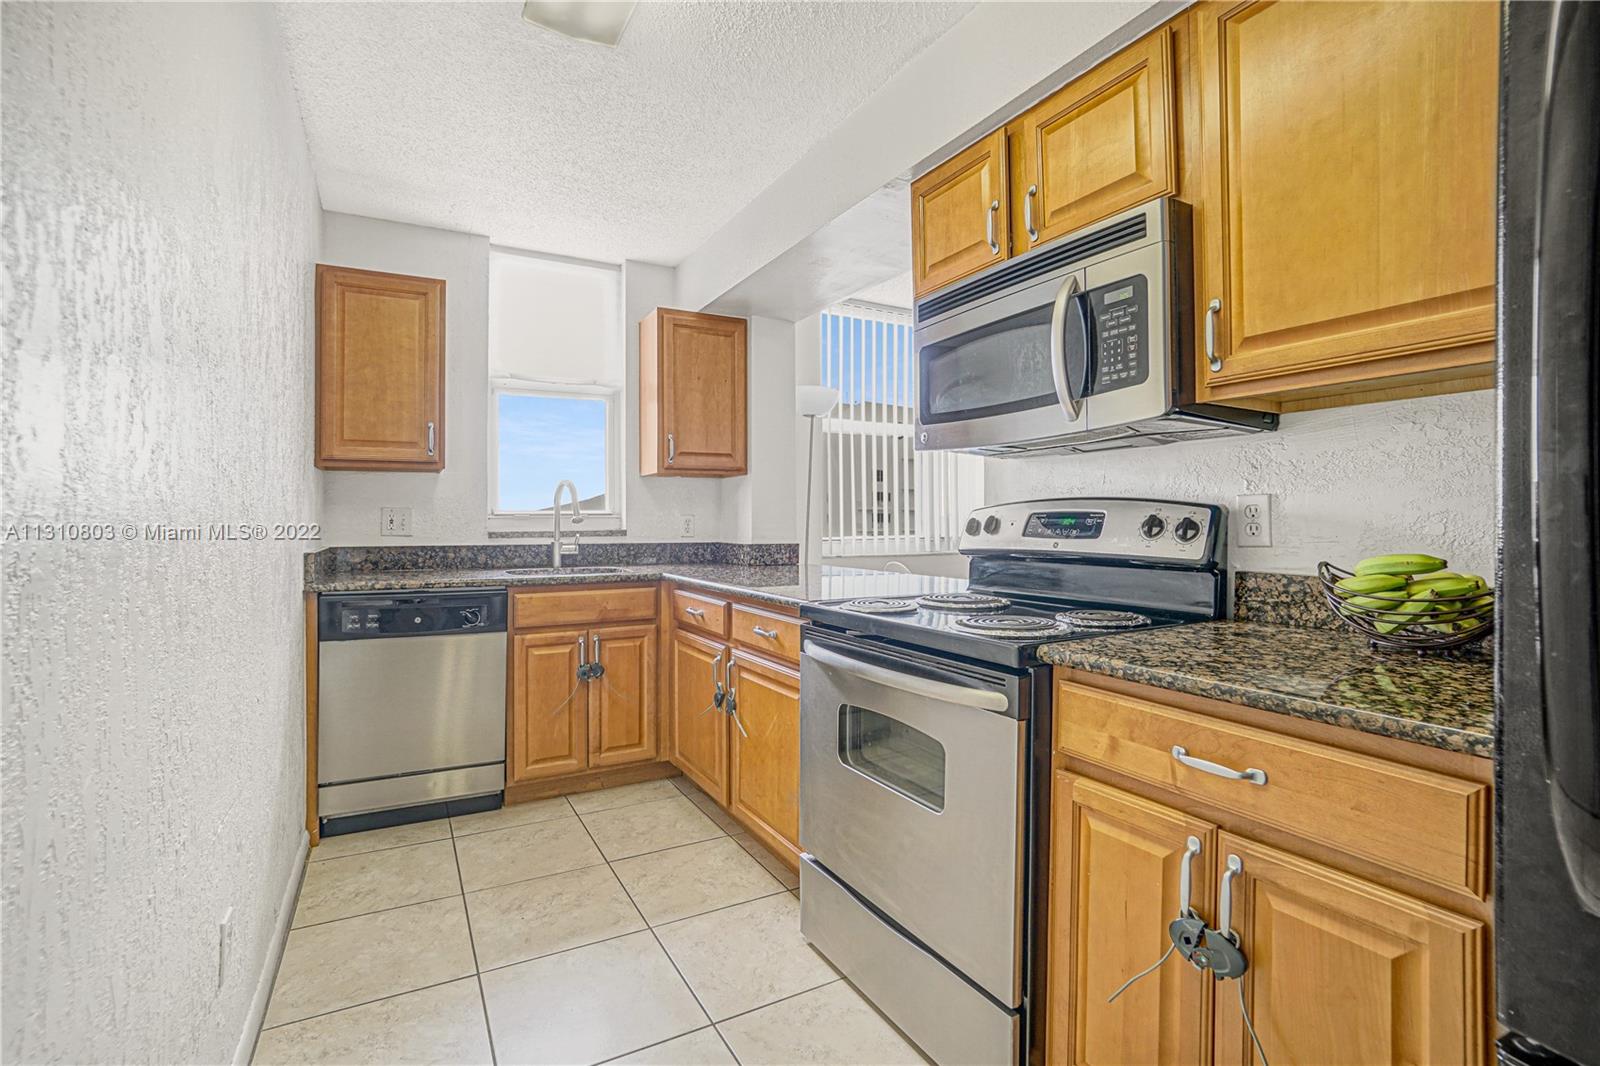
<box><xmin>1204</xmin><ymin>299</ymin><xmax>1223</xmax><ymax>373</ymax></box>
<box><xmin>986</xmin><ymin>199</ymin><xmax>1001</xmax><ymax>255</ymax></box>
<box><xmin>1025</xmin><ymin>184</ymin><xmax>1039</xmax><ymax>243</ymax></box>
<box><xmin>426</xmin><ymin>421</ymin><xmax>436</xmax><ymax>457</ymax></box>
<box><xmin>666</xmin><ymin>432</ymin><xmax>676</xmax><ymax>465</ymax></box>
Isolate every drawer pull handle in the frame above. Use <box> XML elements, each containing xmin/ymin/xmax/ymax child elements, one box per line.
<box><xmin>684</xmin><ymin>607</ymin><xmax>705</xmax><ymax>618</ymax></box>
<box><xmin>1171</xmin><ymin>745</ymin><xmax>1267</xmax><ymax>786</ymax></box>
<box><xmin>752</xmin><ymin>626</ymin><xmax>779</xmax><ymax>639</ymax></box>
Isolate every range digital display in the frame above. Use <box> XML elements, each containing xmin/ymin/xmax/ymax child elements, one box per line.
<box><xmin>1023</xmin><ymin>511</ymin><xmax>1106</xmax><ymax>539</ymax></box>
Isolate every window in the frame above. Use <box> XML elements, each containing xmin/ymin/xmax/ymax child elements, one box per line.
<box><xmin>818</xmin><ymin>304</ymin><xmax>981</xmax><ymax>556</ymax></box>
<box><xmin>488</xmin><ymin>249</ymin><xmax>622</xmax><ymax>524</ymax></box>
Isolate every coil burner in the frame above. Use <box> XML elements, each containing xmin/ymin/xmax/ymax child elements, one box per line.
<box><xmin>917</xmin><ymin>592</ymin><xmax>1012</xmax><ymax>612</ymax></box>
<box><xmin>1054</xmin><ymin>608</ymin><xmax>1152</xmax><ymax>630</ymax></box>
<box><xmin>951</xmin><ymin>614</ymin><xmax>1072</xmax><ymax>639</ymax></box>
<box><xmin>838</xmin><ymin>598</ymin><xmax>919</xmax><ymax>615</ymax></box>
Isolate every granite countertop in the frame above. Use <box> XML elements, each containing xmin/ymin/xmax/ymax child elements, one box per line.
<box><xmin>305</xmin><ymin>562</ymin><xmax>968</xmax><ymax>610</ymax></box>
<box><xmin>1039</xmin><ymin>621</ymin><xmax>1493</xmax><ymax>756</ymax></box>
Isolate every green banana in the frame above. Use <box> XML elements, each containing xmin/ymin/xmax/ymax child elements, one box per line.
<box><xmin>1407</xmin><ymin>574</ymin><xmax>1483</xmax><ymax>598</ymax></box>
<box><xmin>1335</xmin><ymin>573</ymin><xmax>1407</xmax><ymax>594</ymax></box>
<box><xmin>1354</xmin><ymin>553</ymin><xmax>1448</xmax><ymax>577</ymax></box>
<box><xmin>1374</xmin><ymin>587</ymin><xmax>1438</xmax><ymax>634</ymax></box>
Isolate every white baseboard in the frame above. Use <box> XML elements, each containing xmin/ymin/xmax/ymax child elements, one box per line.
<box><xmin>233</xmin><ymin>829</ymin><xmax>308</xmax><ymax>1065</ymax></box>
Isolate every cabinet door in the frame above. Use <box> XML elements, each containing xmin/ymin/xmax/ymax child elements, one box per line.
<box><xmin>588</xmin><ymin>624</ymin><xmax>658</xmax><ymax>768</ymax></box>
<box><xmin>728</xmin><ymin>652</ymin><xmax>801</xmax><ymax>862</ymax></box>
<box><xmin>642</xmin><ymin>309</ymin><xmax>748</xmax><ymax>477</ymax></box>
<box><xmin>1049</xmin><ymin>774</ymin><xmax>1215</xmax><ymax>1066</ymax></box>
<box><xmin>1012</xmin><ymin>31</ymin><xmax>1175</xmax><ymax>251</ymax></box>
<box><xmin>1214</xmin><ymin>832</ymin><xmax>1486</xmax><ymax>1066</ymax></box>
<box><xmin>669</xmin><ymin>631</ymin><xmax>730</xmax><ymax>805</ymax></box>
<box><xmin>911</xmin><ymin>128</ymin><xmax>1009</xmax><ymax>297</ymax></box>
<box><xmin>509</xmin><ymin>628</ymin><xmax>588</xmax><ymax>783</ymax></box>
<box><xmin>315</xmin><ymin>264</ymin><xmax>444</xmax><ymax>471</ymax></box>
<box><xmin>1195</xmin><ymin>1</ymin><xmax>1498</xmax><ymax>403</ymax></box>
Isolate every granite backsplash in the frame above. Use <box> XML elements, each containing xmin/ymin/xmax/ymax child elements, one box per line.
<box><xmin>304</xmin><ymin>542</ymin><xmax>798</xmax><ymax>584</ymax></box>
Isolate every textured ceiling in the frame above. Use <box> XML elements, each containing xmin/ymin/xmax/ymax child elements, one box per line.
<box><xmin>275</xmin><ymin>1</ymin><xmax>973</xmax><ymax>265</ymax></box>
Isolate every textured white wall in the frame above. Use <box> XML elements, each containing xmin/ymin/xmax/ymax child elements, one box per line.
<box><xmin>984</xmin><ymin>391</ymin><xmax>1497</xmax><ymax>576</ymax></box>
<box><xmin>724</xmin><ymin>315</ymin><xmax>799</xmax><ymax>543</ymax></box>
<box><xmin>317</xmin><ymin>213</ymin><xmax>491</xmax><ymax>545</ymax></box>
<box><xmin>2</xmin><ymin>5</ymin><xmax>321</xmax><ymax>1063</ymax></box>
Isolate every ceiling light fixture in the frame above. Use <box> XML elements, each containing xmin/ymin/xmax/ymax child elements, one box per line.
<box><xmin>520</xmin><ymin>1</ymin><xmax>637</xmax><ymax>47</ymax></box>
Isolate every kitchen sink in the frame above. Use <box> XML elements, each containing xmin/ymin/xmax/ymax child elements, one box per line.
<box><xmin>504</xmin><ymin>566</ymin><xmax>627</xmax><ymax>576</ymax></box>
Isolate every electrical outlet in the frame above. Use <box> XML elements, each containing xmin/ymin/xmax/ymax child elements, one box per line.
<box><xmin>678</xmin><ymin>514</ymin><xmax>695</xmax><ymax>538</ymax></box>
<box><xmin>217</xmin><ymin>907</ymin><xmax>234</xmax><ymax>991</ymax></box>
<box><xmin>380</xmin><ymin>507</ymin><xmax>412</xmax><ymax>537</ymax></box>
<box><xmin>1234</xmin><ymin>494</ymin><xmax>1272</xmax><ymax>547</ymax></box>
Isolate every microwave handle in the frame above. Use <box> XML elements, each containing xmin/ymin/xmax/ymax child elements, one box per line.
<box><xmin>1049</xmin><ymin>274</ymin><xmax>1094</xmax><ymax>420</ymax></box>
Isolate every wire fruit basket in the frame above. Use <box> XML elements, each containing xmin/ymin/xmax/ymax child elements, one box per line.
<box><xmin>1317</xmin><ymin>561</ymin><xmax>1494</xmax><ymax>653</ymax></box>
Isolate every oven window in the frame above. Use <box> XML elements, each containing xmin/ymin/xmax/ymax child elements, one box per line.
<box><xmin>919</xmin><ymin>302</ymin><xmax>1055</xmax><ymax>425</ymax></box>
<box><xmin>838</xmin><ymin>704</ymin><xmax>947</xmax><ymax>812</ymax></box>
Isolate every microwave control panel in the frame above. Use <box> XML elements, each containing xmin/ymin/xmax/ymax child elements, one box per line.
<box><xmin>1088</xmin><ymin>275</ymin><xmax>1150</xmax><ymax>394</ymax></box>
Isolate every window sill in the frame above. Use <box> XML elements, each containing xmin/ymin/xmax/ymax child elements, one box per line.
<box><xmin>487</xmin><ymin>513</ymin><xmax>626</xmax><ymax>536</ymax></box>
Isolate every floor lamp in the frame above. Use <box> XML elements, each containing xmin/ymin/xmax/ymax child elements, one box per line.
<box><xmin>796</xmin><ymin>385</ymin><xmax>840</xmax><ymax>573</ymax></box>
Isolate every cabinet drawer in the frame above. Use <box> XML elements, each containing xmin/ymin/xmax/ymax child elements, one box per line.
<box><xmin>731</xmin><ymin>605</ymin><xmax>801</xmax><ymax>663</ymax></box>
<box><xmin>512</xmin><ymin>585</ymin><xmax>657</xmax><ymax>630</ymax></box>
<box><xmin>1055</xmin><ymin>681</ymin><xmax>1489</xmax><ymax>897</ymax></box>
<box><xmin>671</xmin><ymin>589</ymin><xmax>728</xmax><ymax>637</ymax></box>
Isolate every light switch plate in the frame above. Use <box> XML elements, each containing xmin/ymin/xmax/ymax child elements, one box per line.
<box><xmin>380</xmin><ymin>507</ymin><xmax>413</xmax><ymax>537</ymax></box>
<box><xmin>1234</xmin><ymin>494</ymin><xmax>1271</xmax><ymax>547</ymax></box>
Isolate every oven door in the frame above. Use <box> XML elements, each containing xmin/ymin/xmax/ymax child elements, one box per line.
<box><xmin>914</xmin><ymin>268</ymin><xmax>1085</xmax><ymax>452</ymax></box>
<box><xmin>800</xmin><ymin>633</ymin><xmax>1026</xmax><ymax>1005</ymax></box>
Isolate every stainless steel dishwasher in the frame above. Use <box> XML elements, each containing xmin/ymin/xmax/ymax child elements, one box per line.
<box><xmin>317</xmin><ymin>589</ymin><xmax>507</xmax><ymax>821</ymax></box>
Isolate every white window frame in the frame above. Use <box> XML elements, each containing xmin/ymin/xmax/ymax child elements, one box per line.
<box><xmin>487</xmin><ymin>378</ymin><xmax>625</xmax><ymax>532</ymax></box>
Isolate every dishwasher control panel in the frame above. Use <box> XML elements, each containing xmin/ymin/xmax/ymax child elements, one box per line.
<box><xmin>319</xmin><ymin>589</ymin><xmax>508</xmax><ymax>640</ymax></box>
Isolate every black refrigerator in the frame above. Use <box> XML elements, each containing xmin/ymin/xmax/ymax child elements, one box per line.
<box><xmin>1497</xmin><ymin>3</ymin><xmax>1600</xmax><ymax>1064</ymax></box>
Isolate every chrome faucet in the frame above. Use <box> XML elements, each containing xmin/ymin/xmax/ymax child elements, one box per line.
<box><xmin>551</xmin><ymin>480</ymin><xmax>583</xmax><ymax>568</ymax></box>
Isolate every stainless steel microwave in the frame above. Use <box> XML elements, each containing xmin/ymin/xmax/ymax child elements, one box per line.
<box><xmin>912</xmin><ymin>198</ymin><xmax>1277</xmax><ymax>454</ymax></box>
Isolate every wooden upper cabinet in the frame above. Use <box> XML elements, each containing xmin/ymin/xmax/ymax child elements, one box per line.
<box><xmin>1214</xmin><ymin>833</ymin><xmax>1486</xmax><ymax>1066</ymax></box>
<box><xmin>315</xmin><ymin>265</ymin><xmax>444</xmax><ymax>471</ymax></box>
<box><xmin>728</xmin><ymin>651</ymin><xmax>801</xmax><ymax>860</ymax></box>
<box><xmin>669</xmin><ymin>630</ymin><xmax>731</xmax><ymax>805</ymax></box>
<box><xmin>1194</xmin><ymin>1</ymin><xmax>1498</xmax><ymax>406</ymax></box>
<box><xmin>1050</xmin><ymin>774</ymin><xmax>1215</xmax><ymax>1066</ymax></box>
<box><xmin>509</xmin><ymin>628</ymin><xmax>588</xmax><ymax>784</ymax></box>
<box><xmin>1011</xmin><ymin>30</ymin><xmax>1176</xmax><ymax>252</ymax></box>
<box><xmin>911</xmin><ymin>128</ymin><xmax>1010</xmax><ymax>297</ymax></box>
<box><xmin>640</xmin><ymin>308</ymin><xmax>747</xmax><ymax>477</ymax></box>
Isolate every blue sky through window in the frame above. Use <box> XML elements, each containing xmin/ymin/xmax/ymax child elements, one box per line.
<box><xmin>497</xmin><ymin>392</ymin><xmax>607</xmax><ymax>511</ymax></box>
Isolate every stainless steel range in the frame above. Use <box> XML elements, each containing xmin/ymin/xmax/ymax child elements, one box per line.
<box><xmin>798</xmin><ymin>498</ymin><xmax>1228</xmax><ymax>1066</ymax></box>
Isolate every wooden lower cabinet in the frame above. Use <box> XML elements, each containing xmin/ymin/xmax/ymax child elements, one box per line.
<box><xmin>510</xmin><ymin>622</ymin><xmax>658</xmax><ymax>785</ymax></box>
<box><xmin>728</xmin><ymin>651</ymin><xmax>801</xmax><ymax>861</ymax></box>
<box><xmin>669</xmin><ymin>630</ymin><xmax>731</xmax><ymax>804</ymax></box>
<box><xmin>1214</xmin><ymin>832</ymin><xmax>1486</xmax><ymax>1066</ymax></box>
<box><xmin>1049</xmin><ymin>777</ymin><xmax>1488</xmax><ymax>1064</ymax></box>
<box><xmin>588</xmin><ymin>624</ymin><xmax>657</xmax><ymax>768</ymax></box>
<box><xmin>1050</xmin><ymin>774</ymin><xmax>1215</xmax><ymax>1066</ymax></box>
<box><xmin>509</xmin><ymin>627</ymin><xmax>589</xmax><ymax>782</ymax></box>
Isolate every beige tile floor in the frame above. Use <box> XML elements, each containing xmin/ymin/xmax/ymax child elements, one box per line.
<box><xmin>255</xmin><ymin>776</ymin><xmax>928</xmax><ymax>1066</ymax></box>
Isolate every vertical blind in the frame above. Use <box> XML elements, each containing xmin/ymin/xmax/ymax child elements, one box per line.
<box><xmin>819</xmin><ymin>304</ymin><xmax>965</xmax><ymax>556</ymax></box>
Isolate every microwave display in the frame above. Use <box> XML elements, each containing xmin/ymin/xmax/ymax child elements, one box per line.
<box><xmin>1088</xmin><ymin>275</ymin><xmax>1149</xmax><ymax>394</ymax></box>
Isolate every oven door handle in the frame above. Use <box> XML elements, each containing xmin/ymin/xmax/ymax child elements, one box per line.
<box><xmin>805</xmin><ymin>645</ymin><xmax>1010</xmax><ymax>714</ymax></box>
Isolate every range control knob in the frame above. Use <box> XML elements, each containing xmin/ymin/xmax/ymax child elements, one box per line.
<box><xmin>965</xmin><ymin>517</ymin><xmax>981</xmax><ymax>536</ymax></box>
<box><xmin>1140</xmin><ymin>514</ymin><xmax>1166</xmax><ymax>540</ymax></box>
<box><xmin>1174</xmin><ymin>517</ymin><xmax>1202</xmax><ymax>543</ymax></box>
<box><xmin>983</xmin><ymin>515</ymin><xmax>1002</xmax><ymax>535</ymax></box>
